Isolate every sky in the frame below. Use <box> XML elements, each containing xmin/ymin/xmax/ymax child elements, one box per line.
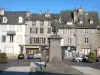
<box><xmin>0</xmin><ymin>0</ymin><xmax>100</xmax><ymax>15</ymax></box>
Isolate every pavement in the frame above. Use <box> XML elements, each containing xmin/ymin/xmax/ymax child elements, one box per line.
<box><xmin>1</xmin><ymin>57</ymin><xmax>100</xmax><ymax>75</ymax></box>
<box><xmin>0</xmin><ymin>58</ymin><xmax>30</xmax><ymax>75</ymax></box>
<box><xmin>63</xmin><ymin>58</ymin><xmax>100</xmax><ymax>75</ymax></box>
<box><xmin>0</xmin><ymin>57</ymin><xmax>85</xmax><ymax>75</ymax></box>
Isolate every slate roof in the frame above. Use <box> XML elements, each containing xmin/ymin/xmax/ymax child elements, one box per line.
<box><xmin>25</xmin><ymin>13</ymin><xmax>60</xmax><ymax>21</ymax></box>
<box><xmin>75</xmin><ymin>11</ymin><xmax>99</xmax><ymax>28</ymax></box>
<box><xmin>59</xmin><ymin>10</ymin><xmax>99</xmax><ymax>29</ymax></box>
<box><xmin>0</xmin><ymin>9</ymin><xmax>99</xmax><ymax>28</ymax></box>
<box><xmin>60</xmin><ymin>10</ymin><xmax>73</xmax><ymax>22</ymax></box>
<box><xmin>0</xmin><ymin>11</ymin><xmax>26</xmax><ymax>25</ymax></box>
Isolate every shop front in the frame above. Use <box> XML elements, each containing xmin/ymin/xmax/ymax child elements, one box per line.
<box><xmin>62</xmin><ymin>46</ymin><xmax>76</xmax><ymax>59</ymax></box>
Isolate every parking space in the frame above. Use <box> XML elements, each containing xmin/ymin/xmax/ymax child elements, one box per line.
<box><xmin>63</xmin><ymin>58</ymin><xmax>100</xmax><ymax>75</ymax></box>
<box><xmin>63</xmin><ymin>58</ymin><xmax>100</xmax><ymax>70</ymax></box>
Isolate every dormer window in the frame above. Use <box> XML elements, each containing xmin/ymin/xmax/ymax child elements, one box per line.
<box><xmin>89</xmin><ymin>18</ymin><xmax>93</xmax><ymax>24</ymax></box>
<box><xmin>2</xmin><ymin>17</ymin><xmax>8</xmax><ymax>23</ymax></box>
<box><xmin>18</xmin><ymin>16</ymin><xmax>23</xmax><ymax>23</ymax></box>
<box><xmin>90</xmin><ymin>20</ymin><xmax>93</xmax><ymax>24</ymax></box>
<box><xmin>80</xmin><ymin>21</ymin><xmax>83</xmax><ymax>24</ymax></box>
<box><xmin>67</xmin><ymin>22</ymin><xmax>73</xmax><ymax>25</ymax></box>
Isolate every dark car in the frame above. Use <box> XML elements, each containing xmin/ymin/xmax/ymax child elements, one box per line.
<box><xmin>96</xmin><ymin>56</ymin><xmax>100</xmax><ymax>62</ymax></box>
<box><xmin>18</xmin><ymin>53</ymin><xmax>25</xmax><ymax>59</ymax></box>
<box><xmin>27</xmin><ymin>54</ymin><xmax>34</xmax><ymax>59</ymax></box>
<box><xmin>82</xmin><ymin>55</ymin><xmax>88</xmax><ymax>62</ymax></box>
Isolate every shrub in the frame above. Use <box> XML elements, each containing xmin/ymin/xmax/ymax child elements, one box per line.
<box><xmin>0</xmin><ymin>53</ymin><xmax>8</xmax><ymax>63</ymax></box>
<box><xmin>88</xmin><ymin>52</ymin><xmax>95</xmax><ymax>63</ymax></box>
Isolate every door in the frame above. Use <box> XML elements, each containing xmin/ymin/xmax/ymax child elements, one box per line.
<box><xmin>94</xmin><ymin>50</ymin><xmax>97</xmax><ymax>57</ymax></box>
<box><xmin>65</xmin><ymin>50</ymin><xmax>68</xmax><ymax>58</ymax></box>
<box><xmin>68</xmin><ymin>52</ymin><xmax>73</xmax><ymax>58</ymax></box>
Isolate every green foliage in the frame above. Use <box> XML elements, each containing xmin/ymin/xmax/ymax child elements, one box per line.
<box><xmin>0</xmin><ymin>53</ymin><xmax>8</xmax><ymax>63</ymax></box>
<box><xmin>88</xmin><ymin>52</ymin><xmax>95</xmax><ymax>63</ymax></box>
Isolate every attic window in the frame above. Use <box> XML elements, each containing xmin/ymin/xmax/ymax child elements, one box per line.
<box><xmin>2</xmin><ymin>17</ymin><xmax>8</xmax><ymax>23</ymax></box>
<box><xmin>90</xmin><ymin>20</ymin><xmax>93</xmax><ymax>24</ymax></box>
<box><xmin>18</xmin><ymin>16</ymin><xmax>23</xmax><ymax>23</ymax></box>
<box><xmin>80</xmin><ymin>21</ymin><xmax>83</xmax><ymax>24</ymax></box>
<box><xmin>67</xmin><ymin>22</ymin><xmax>73</xmax><ymax>25</ymax></box>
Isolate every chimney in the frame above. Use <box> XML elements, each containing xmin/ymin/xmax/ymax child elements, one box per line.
<box><xmin>74</xmin><ymin>7</ymin><xmax>78</xmax><ymax>23</ymax></box>
<box><xmin>39</xmin><ymin>10</ymin><xmax>42</xmax><ymax>14</ymax></box>
<box><xmin>78</xmin><ymin>6</ymin><xmax>83</xmax><ymax>15</ymax></box>
<box><xmin>45</xmin><ymin>10</ymin><xmax>50</xmax><ymax>17</ymax></box>
<box><xmin>26</xmin><ymin>10</ymin><xmax>31</xmax><ymax>17</ymax></box>
<box><xmin>0</xmin><ymin>8</ymin><xmax>5</xmax><ymax>15</ymax></box>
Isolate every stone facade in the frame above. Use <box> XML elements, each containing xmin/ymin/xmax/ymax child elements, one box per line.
<box><xmin>0</xmin><ymin>6</ymin><xmax>100</xmax><ymax>58</ymax></box>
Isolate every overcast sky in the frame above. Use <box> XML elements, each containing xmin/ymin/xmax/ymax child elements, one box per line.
<box><xmin>0</xmin><ymin>0</ymin><xmax>100</xmax><ymax>15</ymax></box>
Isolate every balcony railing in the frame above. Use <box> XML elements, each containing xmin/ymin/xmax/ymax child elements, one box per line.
<box><xmin>7</xmin><ymin>31</ymin><xmax>16</xmax><ymax>35</ymax></box>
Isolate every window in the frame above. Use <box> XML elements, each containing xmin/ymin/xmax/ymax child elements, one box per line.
<box><xmin>30</xmin><ymin>37</ymin><xmax>46</xmax><ymax>44</ymax></box>
<box><xmin>68</xmin><ymin>38</ymin><xmax>71</xmax><ymax>44</ymax></box>
<box><xmin>17</xmin><ymin>35</ymin><xmax>22</xmax><ymax>43</ymax></box>
<box><xmin>84</xmin><ymin>29</ymin><xmax>88</xmax><ymax>33</ymax></box>
<box><xmin>61</xmin><ymin>39</ymin><xmax>64</xmax><ymax>46</ymax></box>
<box><xmin>68</xmin><ymin>29</ymin><xmax>71</xmax><ymax>34</ymax></box>
<box><xmin>32</xmin><ymin>21</ymin><xmax>36</xmax><ymax>26</ymax></box>
<box><xmin>48</xmin><ymin>28</ymin><xmax>51</xmax><ymax>34</ymax></box>
<box><xmin>82</xmin><ymin>48</ymin><xmax>90</xmax><ymax>54</ymax></box>
<box><xmin>2</xmin><ymin>35</ymin><xmax>6</xmax><ymax>43</ymax></box>
<box><xmin>40</xmin><ymin>21</ymin><xmax>44</xmax><ymax>26</ymax></box>
<box><xmin>2</xmin><ymin>17</ymin><xmax>8</xmax><ymax>23</ymax></box>
<box><xmin>67</xmin><ymin>22</ymin><xmax>73</xmax><ymax>25</ymax></box>
<box><xmin>17</xmin><ymin>25</ymin><xmax>22</xmax><ymax>32</ymax></box>
<box><xmin>30</xmin><ymin>28</ymin><xmax>38</xmax><ymax>34</ymax></box>
<box><xmin>18</xmin><ymin>16</ymin><xmax>23</xmax><ymax>23</ymax></box>
<box><xmin>48</xmin><ymin>21</ymin><xmax>51</xmax><ymax>26</ymax></box>
<box><xmin>1</xmin><ymin>25</ymin><xmax>6</xmax><ymax>32</ymax></box>
<box><xmin>10</xmin><ymin>35</ymin><xmax>14</xmax><ymax>42</ymax></box>
<box><xmin>30</xmin><ymin>37</ymin><xmax>32</xmax><ymax>44</ymax></box>
<box><xmin>9</xmin><ymin>25</ymin><xmax>14</xmax><ymax>31</ymax></box>
<box><xmin>90</xmin><ymin>21</ymin><xmax>93</xmax><ymax>24</ymax></box>
<box><xmin>36</xmin><ymin>38</ymin><xmax>39</xmax><ymax>43</ymax></box>
<box><xmin>80</xmin><ymin>21</ymin><xmax>83</xmax><ymax>24</ymax></box>
<box><xmin>92</xmin><ymin>29</ymin><xmax>96</xmax><ymax>33</ymax></box>
<box><xmin>40</xmin><ymin>28</ymin><xmax>44</xmax><ymax>34</ymax></box>
<box><xmin>85</xmin><ymin>38</ymin><xmax>88</xmax><ymax>44</ymax></box>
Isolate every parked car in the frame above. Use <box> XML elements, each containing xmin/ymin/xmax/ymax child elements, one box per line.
<box><xmin>82</xmin><ymin>55</ymin><xmax>88</xmax><ymax>62</ymax></box>
<box><xmin>18</xmin><ymin>53</ymin><xmax>25</xmax><ymax>59</ymax></box>
<box><xmin>95</xmin><ymin>56</ymin><xmax>100</xmax><ymax>62</ymax></box>
<box><xmin>27</xmin><ymin>54</ymin><xmax>34</xmax><ymax>59</ymax></box>
<box><xmin>34</xmin><ymin>53</ymin><xmax>42</xmax><ymax>59</ymax></box>
<box><xmin>73</xmin><ymin>55</ymin><xmax>88</xmax><ymax>62</ymax></box>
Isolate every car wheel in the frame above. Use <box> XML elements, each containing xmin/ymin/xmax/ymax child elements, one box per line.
<box><xmin>77</xmin><ymin>60</ymin><xmax>80</xmax><ymax>62</ymax></box>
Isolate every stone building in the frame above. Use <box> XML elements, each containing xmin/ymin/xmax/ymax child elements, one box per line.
<box><xmin>0</xmin><ymin>6</ymin><xmax>100</xmax><ymax>58</ymax></box>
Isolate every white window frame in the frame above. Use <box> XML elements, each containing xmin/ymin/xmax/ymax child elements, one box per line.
<box><xmin>2</xmin><ymin>17</ymin><xmax>8</xmax><ymax>23</ymax></box>
<box><xmin>68</xmin><ymin>29</ymin><xmax>71</xmax><ymax>34</ymax></box>
<box><xmin>1</xmin><ymin>25</ymin><xmax>7</xmax><ymax>32</ymax></box>
<box><xmin>17</xmin><ymin>25</ymin><xmax>22</xmax><ymax>32</ymax></box>
<box><xmin>9</xmin><ymin>25</ymin><xmax>14</xmax><ymax>31</ymax></box>
<box><xmin>85</xmin><ymin>38</ymin><xmax>88</xmax><ymax>44</ymax></box>
<box><xmin>67</xmin><ymin>22</ymin><xmax>73</xmax><ymax>25</ymax></box>
<box><xmin>68</xmin><ymin>38</ymin><xmax>71</xmax><ymax>44</ymax></box>
<box><xmin>17</xmin><ymin>35</ymin><xmax>22</xmax><ymax>43</ymax></box>
<box><xmin>80</xmin><ymin>21</ymin><xmax>83</xmax><ymax>24</ymax></box>
<box><xmin>90</xmin><ymin>20</ymin><xmax>93</xmax><ymax>24</ymax></box>
<box><xmin>18</xmin><ymin>16</ymin><xmax>23</xmax><ymax>23</ymax></box>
